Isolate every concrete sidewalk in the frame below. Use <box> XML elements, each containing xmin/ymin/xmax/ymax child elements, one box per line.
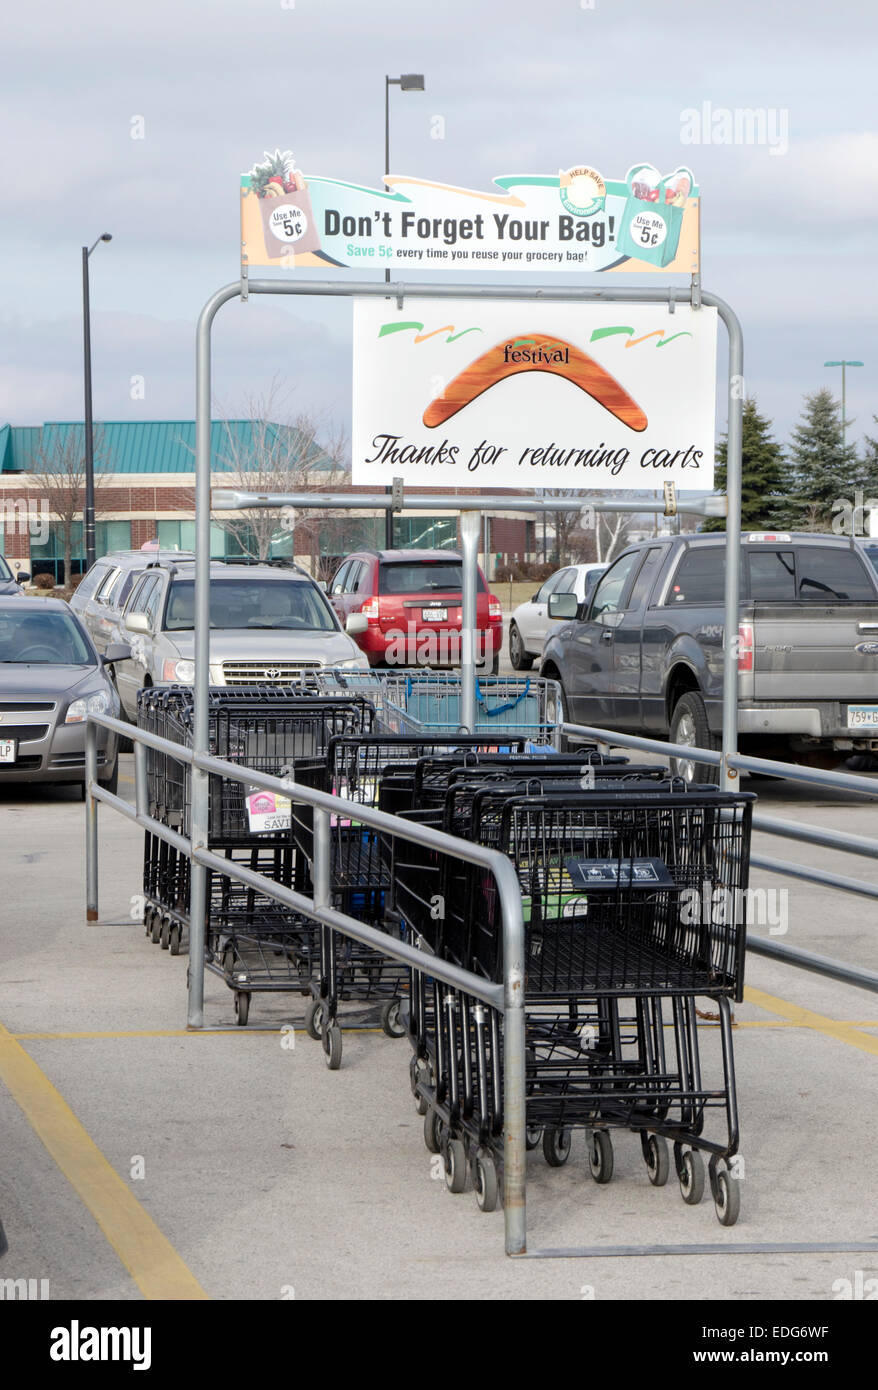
<box><xmin>0</xmin><ymin>759</ymin><xmax>876</xmax><ymax>1300</ymax></box>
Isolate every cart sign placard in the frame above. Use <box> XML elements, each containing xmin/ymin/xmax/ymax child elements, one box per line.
<box><xmin>241</xmin><ymin>152</ymin><xmax>700</xmax><ymax>274</ymax></box>
<box><xmin>352</xmin><ymin>299</ymin><xmax>717</xmax><ymax>489</ymax></box>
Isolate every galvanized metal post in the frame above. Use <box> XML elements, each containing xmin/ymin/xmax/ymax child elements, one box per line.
<box><xmin>459</xmin><ymin>510</ymin><xmax>480</xmax><ymax>732</ymax></box>
<box><xmin>715</xmin><ymin>299</ymin><xmax>744</xmax><ymax>791</ymax></box>
<box><xmin>497</xmin><ymin>860</ymin><xmax>527</xmax><ymax>1255</ymax></box>
<box><xmin>191</xmin><ymin>284</ymin><xmax>239</xmax><ymax>1028</ymax></box>
<box><xmin>85</xmin><ymin>719</ymin><xmax>99</xmax><ymax>921</ymax></box>
<box><xmin>133</xmin><ymin>739</ymin><xmax>148</xmax><ymax>819</ymax></box>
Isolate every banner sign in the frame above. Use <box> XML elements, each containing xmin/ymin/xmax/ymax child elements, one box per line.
<box><xmin>352</xmin><ymin>299</ymin><xmax>717</xmax><ymax>489</ymax></box>
<box><xmin>241</xmin><ymin>153</ymin><xmax>699</xmax><ymax>275</ymax></box>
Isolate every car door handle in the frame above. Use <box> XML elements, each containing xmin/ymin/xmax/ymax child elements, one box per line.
<box><xmin>858</xmin><ymin>622</ymin><xmax>878</xmax><ymax>632</ymax></box>
<box><xmin>601</xmin><ymin>629</ymin><xmax>614</xmax><ymax>642</ymax></box>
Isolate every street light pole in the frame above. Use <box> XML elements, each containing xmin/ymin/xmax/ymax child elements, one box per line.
<box><xmin>384</xmin><ymin>73</ymin><xmax>424</xmax><ymax>550</ymax></box>
<box><xmin>82</xmin><ymin>233</ymin><xmax>112</xmax><ymax>573</ymax></box>
<box><xmin>824</xmin><ymin>358</ymin><xmax>864</xmax><ymax>458</ymax></box>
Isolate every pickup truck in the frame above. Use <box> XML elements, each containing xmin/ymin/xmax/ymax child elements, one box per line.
<box><xmin>541</xmin><ymin>532</ymin><xmax>878</xmax><ymax>782</ymax></box>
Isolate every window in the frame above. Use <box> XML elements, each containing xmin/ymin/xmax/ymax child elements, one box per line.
<box><xmin>553</xmin><ymin>568</ymin><xmax>578</xmax><ymax>595</ymax></box>
<box><xmin>627</xmin><ymin>547</ymin><xmax>665</xmax><ymax>610</ymax></box>
<box><xmin>535</xmin><ymin>571</ymin><xmax>565</xmax><ymax>604</ymax></box>
<box><xmin>165</xmin><ymin>579</ymin><xmax>337</xmax><ymax>632</ymax></box>
<box><xmin>115</xmin><ymin>568</ymin><xmax>146</xmax><ymax>610</ymax></box>
<box><xmin>345</xmin><ymin>561</ymin><xmax>366</xmax><ymax>593</ymax></box>
<box><xmin>95</xmin><ymin>567</ymin><xmax>121</xmax><ymax>603</ymax></box>
<box><xmin>0</xmin><ymin>609</ymin><xmax>93</xmax><ymax>665</ymax></box>
<box><xmin>378</xmin><ymin>561</ymin><xmax>486</xmax><ymax>595</ymax></box>
<box><xmin>128</xmin><ymin>574</ymin><xmax>159</xmax><ymax>617</ymax></box>
<box><xmin>353</xmin><ymin>561</ymin><xmax>372</xmax><ymax>593</ymax></box>
<box><xmin>75</xmin><ymin>563</ymin><xmax>110</xmax><ymax>601</ymax></box>
<box><xmin>590</xmin><ymin>551</ymin><xmax>641</xmax><ymax>618</ymax></box>
<box><xmin>330</xmin><ymin>561</ymin><xmax>352</xmax><ymax>596</ymax></box>
<box><xmin>794</xmin><ymin>546</ymin><xmax>876</xmax><ymax>602</ymax></box>
<box><xmin>392</xmin><ymin>516</ymin><xmax>457</xmax><ymax>550</ymax></box>
<box><xmin>748</xmin><ymin>550</ymin><xmax>795</xmax><ymax>601</ymax></box>
<box><xmin>144</xmin><ymin>578</ymin><xmax>165</xmax><ymax>626</ymax></box>
<box><xmin>665</xmin><ymin>546</ymin><xmax>725</xmax><ymax>605</ymax></box>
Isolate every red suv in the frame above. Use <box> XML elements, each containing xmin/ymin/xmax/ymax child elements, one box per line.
<box><xmin>328</xmin><ymin>550</ymin><xmax>502</xmax><ymax>671</ymax></box>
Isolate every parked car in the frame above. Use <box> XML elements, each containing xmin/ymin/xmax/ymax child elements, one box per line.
<box><xmin>541</xmin><ymin>532</ymin><xmax>878</xmax><ymax>781</ymax></box>
<box><xmin>71</xmin><ymin>549</ymin><xmax>194</xmax><ymax>655</ymax></box>
<box><xmin>0</xmin><ymin>553</ymin><xmax>29</xmax><ymax>593</ymax></box>
<box><xmin>111</xmin><ymin>560</ymin><xmax>369</xmax><ymax>720</ymax></box>
<box><xmin>328</xmin><ymin>549</ymin><xmax>503</xmax><ymax>672</ymax></box>
<box><xmin>508</xmin><ymin>563</ymin><xmax>607</xmax><ymax>670</ymax></box>
<box><xmin>0</xmin><ymin>597</ymin><xmax>125</xmax><ymax>791</ymax></box>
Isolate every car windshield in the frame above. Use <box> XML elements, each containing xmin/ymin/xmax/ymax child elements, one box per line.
<box><xmin>0</xmin><ymin>555</ymin><xmax>12</xmax><ymax>581</ymax></box>
<box><xmin>378</xmin><ymin>562</ymin><xmax>484</xmax><ymax>594</ymax></box>
<box><xmin>164</xmin><ymin>579</ymin><xmax>337</xmax><ymax>632</ymax></box>
<box><xmin>0</xmin><ymin>610</ymin><xmax>94</xmax><ymax>664</ymax></box>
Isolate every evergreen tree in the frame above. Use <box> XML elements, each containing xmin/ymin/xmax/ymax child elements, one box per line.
<box><xmin>861</xmin><ymin>415</ymin><xmax>878</xmax><ymax>497</ymax></box>
<box><xmin>784</xmin><ymin>388</ymin><xmax>861</xmax><ymax>529</ymax></box>
<box><xmin>702</xmin><ymin>397</ymin><xmax>790</xmax><ymax>531</ymax></box>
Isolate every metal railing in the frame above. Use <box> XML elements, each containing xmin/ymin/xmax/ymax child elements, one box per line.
<box><xmin>562</xmin><ymin>720</ymin><xmax>878</xmax><ymax>994</ymax></box>
<box><xmin>85</xmin><ymin>712</ymin><xmax>528</xmax><ymax>1255</ymax></box>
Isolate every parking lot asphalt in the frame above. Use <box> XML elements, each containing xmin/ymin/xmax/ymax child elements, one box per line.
<box><xmin>0</xmin><ymin>756</ymin><xmax>876</xmax><ymax>1301</ymax></box>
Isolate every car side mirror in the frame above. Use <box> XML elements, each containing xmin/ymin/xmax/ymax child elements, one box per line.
<box><xmin>548</xmin><ymin>592</ymin><xmax>578</xmax><ymax>621</ymax></box>
<box><xmin>124</xmin><ymin>612</ymin><xmax>151</xmax><ymax>635</ymax></box>
<box><xmin>345</xmin><ymin>613</ymin><xmax>369</xmax><ymax>635</ymax></box>
<box><xmin>316</xmin><ymin>579</ymin><xmax>328</xmax><ymax>592</ymax></box>
<box><xmin>16</xmin><ymin>571</ymin><xmax>31</xmax><ymax>584</ymax></box>
<box><xmin>102</xmin><ymin>643</ymin><xmax>132</xmax><ymax>664</ymax></box>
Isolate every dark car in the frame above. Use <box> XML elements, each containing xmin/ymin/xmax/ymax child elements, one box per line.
<box><xmin>328</xmin><ymin>550</ymin><xmax>503</xmax><ymax>671</ymax></box>
<box><xmin>0</xmin><ymin>598</ymin><xmax>126</xmax><ymax>792</ymax></box>
<box><xmin>541</xmin><ymin>532</ymin><xmax>878</xmax><ymax>780</ymax></box>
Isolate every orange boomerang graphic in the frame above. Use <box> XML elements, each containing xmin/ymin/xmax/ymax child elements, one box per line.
<box><xmin>422</xmin><ymin>335</ymin><xmax>648</xmax><ymax>431</ymax></box>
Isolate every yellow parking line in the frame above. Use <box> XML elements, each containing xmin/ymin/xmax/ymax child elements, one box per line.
<box><xmin>12</xmin><ymin>1027</ymin><xmax>385</xmax><ymax>1039</ymax></box>
<box><xmin>743</xmin><ymin>987</ymin><xmax>878</xmax><ymax>1058</ymax></box>
<box><xmin>0</xmin><ymin>1019</ymin><xmax>209</xmax><ymax>1299</ymax></box>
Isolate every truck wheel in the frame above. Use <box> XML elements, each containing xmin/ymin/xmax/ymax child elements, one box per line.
<box><xmin>669</xmin><ymin>692</ymin><xmax>719</xmax><ymax>786</ymax></box>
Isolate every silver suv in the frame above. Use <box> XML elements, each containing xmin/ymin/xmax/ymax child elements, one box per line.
<box><xmin>71</xmin><ymin>550</ymin><xmax>194</xmax><ymax>655</ymax></box>
<box><xmin>112</xmin><ymin>560</ymin><xmax>369</xmax><ymax>719</ymax></box>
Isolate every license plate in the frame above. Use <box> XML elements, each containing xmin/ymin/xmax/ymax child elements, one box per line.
<box><xmin>0</xmin><ymin>739</ymin><xmax>16</xmax><ymax>763</ymax></box>
<box><xmin>422</xmin><ymin>608</ymin><xmax>447</xmax><ymax>622</ymax></box>
<box><xmin>847</xmin><ymin>704</ymin><xmax>878</xmax><ymax>729</ymax></box>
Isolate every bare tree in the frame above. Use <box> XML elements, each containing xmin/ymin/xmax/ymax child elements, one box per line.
<box><xmin>543</xmin><ymin>489</ymin><xmax>582</xmax><ymax>566</ymax></box>
<box><xmin>213</xmin><ymin>380</ymin><xmax>349</xmax><ymax>574</ymax></box>
<box><xmin>594</xmin><ymin>509</ymin><xmax>632</xmax><ymax>563</ymax></box>
<box><xmin>28</xmin><ymin>425</ymin><xmax>108</xmax><ymax>584</ymax></box>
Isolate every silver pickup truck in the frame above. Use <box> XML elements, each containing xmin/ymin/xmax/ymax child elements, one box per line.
<box><xmin>541</xmin><ymin>531</ymin><xmax>878</xmax><ymax>781</ymax></box>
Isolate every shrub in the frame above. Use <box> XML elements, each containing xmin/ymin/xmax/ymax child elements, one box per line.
<box><xmin>33</xmin><ymin>572</ymin><xmax>56</xmax><ymax>590</ymax></box>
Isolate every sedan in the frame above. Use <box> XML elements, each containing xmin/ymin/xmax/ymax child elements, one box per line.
<box><xmin>508</xmin><ymin>563</ymin><xmax>607</xmax><ymax>670</ymax></box>
<box><xmin>0</xmin><ymin>598</ymin><xmax>128</xmax><ymax>793</ymax></box>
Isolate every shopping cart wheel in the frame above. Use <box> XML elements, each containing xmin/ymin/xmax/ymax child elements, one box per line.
<box><xmin>423</xmin><ymin>1108</ymin><xmax>443</xmax><ymax>1155</ymax></box>
<box><xmin>712</xmin><ymin>1161</ymin><xmax>741</xmax><ymax>1227</ymax></box>
<box><xmin>542</xmin><ymin>1126</ymin><xmax>572</xmax><ymax>1167</ymax></box>
<box><xmin>169</xmin><ymin>923</ymin><xmax>182</xmax><ymax>956</ymax></box>
<box><xmin>587</xmin><ymin>1130</ymin><xmax>614</xmax><ymax>1184</ymax></box>
<box><xmin>234</xmin><ymin>991</ymin><xmax>250</xmax><ymax>1027</ymax></box>
<box><xmin>380</xmin><ymin>999</ymin><xmax>406</xmax><ymax>1039</ymax></box>
<box><xmin>409</xmin><ymin>1056</ymin><xmax>431</xmax><ymax>1116</ymax></box>
<box><xmin>322</xmin><ymin>1023</ymin><xmax>342</xmax><ymax>1070</ymax></box>
<box><xmin>677</xmin><ymin>1148</ymin><xmax>705</xmax><ymax>1205</ymax></box>
<box><xmin>473</xmin><ymin>1150</ymin><xmax>499</xmax><ymax>1213</ymax></box>
<box><xmin>643</xmin><ymin>1134</ymin><xmax>670</xmax><ymax>1187</ymax></box>
<box><xmin>144</xmin><ymin>908</ymin><xmax>155</xmax><ymax>938</ymax></box>
<box><xmin>150</xmin><ymin>912</ymin><xmax>162</xmax><ymax>945</ymax></box>
<box><xmin>444</xmin><ymin>1138</ymin><xmax>467</xmax><ymax>1194</ymax></box>
<box><xmin>304</xmin><ymin>998</ymin><xmax>325</xmax><ymax>1040</ymax></box>
<box><xmin>160</xmin><ymin>916</ymin><xmax>172</xmax><ymax>950</ymax></box>
<box><xmin>525</xmin><ymin>1125</ymin><xmax>543</xmax><ymax>1151</ymax></box>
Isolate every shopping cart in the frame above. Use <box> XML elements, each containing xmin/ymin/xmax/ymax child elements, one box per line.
<box><xmin>390</xmin><ymin>771</ymin><xmax>754</xmax><ymax>1225</ymax></box>
<box><xmin>137</xmin><ymin>685</ymin><xmax>378</xmax><ymax>1024</ymax></box>
<box><xmin>381</xmin><ymin>671</ymin><xmax>564</xmax><ymax>747</ymax></box>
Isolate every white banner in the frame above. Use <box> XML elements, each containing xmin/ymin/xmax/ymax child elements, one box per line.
<box><xmin>352</xmin><ymin>299</ymin><xmax>717</xmax><ymax>489</ymax></box>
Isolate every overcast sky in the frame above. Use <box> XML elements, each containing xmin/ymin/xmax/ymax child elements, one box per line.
<box><xmin>2</xmin><ymin>0</ymin><xmax>876</xmax><ymax>455</ymax></box>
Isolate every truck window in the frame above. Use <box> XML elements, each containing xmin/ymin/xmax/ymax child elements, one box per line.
<box><xmin>795</xmin><ymin>547</ymin><xmax>877</xmax><ymax>601</ymax></box>
<box><xmin>627</xmin><ymin>547</ymin><xmax>665</xmax><ymax>610</ymax></box>
<box><xmin>749</xmin><ymin>550</ymin><xmax>795</xmax><ymax>600</ymax></box>
<box><xmin>665</xmin><ymin>546</ymin><xmax>724</xmax><ymax>604</ymax></box>
<box><xmin>589</xmin><ymin>551</ymin><xmax>641</xmax><ymax>618</ymax></box>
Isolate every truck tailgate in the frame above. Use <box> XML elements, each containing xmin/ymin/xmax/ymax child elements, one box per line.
<box><xmin>753</xmin><ymin>603</ymin><xmax>878</xmax><ymax>701</ymax></box>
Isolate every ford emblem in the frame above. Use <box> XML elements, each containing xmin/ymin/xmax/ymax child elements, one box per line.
<box><xmin>855</xmin><ymin>642</ymin><xmax>878</xmax><ymax>655</ymax></box>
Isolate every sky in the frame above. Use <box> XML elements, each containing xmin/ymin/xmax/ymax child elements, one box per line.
<box><xmin>2</xmin><ymin>0</ymin><xmax>877</xmax><ymax>456</ymax></box>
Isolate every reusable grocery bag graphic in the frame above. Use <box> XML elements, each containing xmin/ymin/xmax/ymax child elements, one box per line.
<box><xmin>240</xmin><ymin>155</ymin><xmax>700</xmax><ymax>273</ymax></box>
<box><xmin>352</xmin><ymin>299</ymin><xmax>718</xmax><ymax>489</ymax></box>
